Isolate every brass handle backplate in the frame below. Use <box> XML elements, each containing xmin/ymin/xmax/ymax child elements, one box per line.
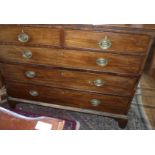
<box><xmin>22</xmin><ymin>50</ymin><xmax>32</xmax><ymax>59</ymax></box>
<box><xmin>18</xmin><ymin>32</ymin><xmax>29</xmax><ymax>43</ymax></box>
<box><xmin>99</xmin><ymin>36</ymin><xmax>112</xmax><ymax>50</ymax></box>
<box><xmin>25</xmin><ymin>71</ymin><xmax>36</xmax><ymax>78</ymax></box>
<box><xmin>29</xmin><ymin>90</ymin><xmax>39</xmax><ymax>97</ymax></box>
<box><xmin>96</xmin><ymin>58</ymin><xmax>108</xmax><ymax>67</ymax></box>
<box><xmin>90</xmin><ymin>99</ymin><xmax>101</xmax><ymax>106</ymax></box>
<box><xmin>93</xmin><ymin>79</ymin><xmax>105</xmax><ymax>87</ymax></box>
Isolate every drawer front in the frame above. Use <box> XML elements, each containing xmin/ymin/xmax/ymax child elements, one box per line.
<box><xmin>1</xmin><ymin>64</ymin><xmax>137</xmax><ymax>97</ymax></box>
<box><xmin>65</xmin><ymin>30</ymin><xmax>150</xmax><ymax>54</ymax></box>
<box><xmin>7</xmin><ymin>82</ymin><xmax>130</xmax><ymax>115</ymax></box>
<box><xmin>0</xmin><ymin>45</ymin><xmax>145</xmax><ymax>75</ymax></box>
<box><xmin>0</xmin><ymin>26</ymin><xmax>61</xmax><ymax>46</ymax></box>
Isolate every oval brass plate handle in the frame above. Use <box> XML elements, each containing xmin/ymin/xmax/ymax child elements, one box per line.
<box><xmin>22</xmin><ymin>50</ymin><xmax>32</xmax><ymax>59</ymax></box>
<box><xmin>96</xmin><ymin>58</ymin><xmax>108</xmax><ymax>67</ymax></box>
<box><xmin>90</xmin><ymin>99</ymin><xmax>101</xmax><ymax>106</ymax></box>
<box><xmin>18</xmin><ymin>32</ymin><xmax>29</xmax><ymax>43</ymax></box>
<box><xmin>25</xmin><ymin>71</ymin><xmax>36</xmax><ymax>78</ymax></box>
<box><xmin>29</xmin><ymin>90</ymin><xmax>39</xmax><ymax>97</ymax></box>
<box><xmin>93</xmin><ymin>79</ymin><xmax>105</xmax><ymax>87</ymax></box>
<box><xmin>99</xmin><ymin>36</ymin><xmax>112</xmax><ymax>50</ymax></box>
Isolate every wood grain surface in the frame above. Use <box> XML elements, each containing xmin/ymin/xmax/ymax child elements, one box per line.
<box><xmin>64</xmin><ymin>29</ymin><xmax>151</xmax><ymax>54</ymax></box>
<box><xmin>6</xmin><ymin>82</ymin><xmax>130</xmax><ymax>115</ymax></box>
<box><xmin>0</xmin><ymin>25</ymin><xmax>61</xmax><ymax>46</ymax></box>
<box><xmin>0</xmin><ymin>24</ymin><xmax>153</xmax><ymax>128</ymax></box>
<box><xmin>0</xmin><ymin>45</ymin><xmax>145</xmax><ymax>75</ymax></box>
<box><xmin>1</xmin><ymin>63</ymin><xmax>138</xmax><ymax>97</ymax></box>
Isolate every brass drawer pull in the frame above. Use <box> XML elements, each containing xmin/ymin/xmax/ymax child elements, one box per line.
<box><xmin>29</xmin><ymin>90</ymin><xmax>39</xmax><ymax>97</ymax></box>
<box><xmin>18</xmin><ymin>32</ymin><xmax>29</xmax><ymax>43</ymax></box>
<box><xmin>22</xmin><ymin>50</ymin><xmax>32</xmax><ymax>59</ymax></box>
<box><xmin>93</xmin><ymin>79</ymin><xmax>105</xmax><ymax>87</ymax></box>
<box><xmin>25</xmin><ymin>71</ymin><xmax>36</xmax><ymax>78</ymax></box>
<box><xmin>96</xmin><ymin>58</ymin><xmax>108</xmax><ymax>67</ymax></box>
<box><xmin>90</xmin><ymin>99</ymin><xmax>101</xmax><ymax>106</ymax></box>
<box><xmin>99</xmin><ymin>36</ymin><xmax>112</xmax><ymax>50</ymax></box>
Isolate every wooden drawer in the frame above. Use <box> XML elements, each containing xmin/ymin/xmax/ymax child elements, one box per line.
<box><xmin>0</xmin><ymin>45</ymin><xmax>145</xmax><ymax>75</ymax></box>
<box><xmin>1</xmin><ymin>63</ymin><xmax>137</xmax><ymax>97</ymax></box>
<box><xmin>0</xmin><ymin>25</ymin><xmax>61</xmax><ymax>46</ymax></box>
<box><xmin>6</xmin><ymin>82</ymin><xmax>130</xmax><ymax>115</ymax></box>
<box><xmin>64</xmin><ymin>30</ymin><xmax>151</xmax><ymax>54</ymax></box>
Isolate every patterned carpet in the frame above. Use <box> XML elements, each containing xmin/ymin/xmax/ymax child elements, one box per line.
<box><xmin>1</xmin><ymin>95</ymin><xmax>150</xmax><ymax>130</ymax></box>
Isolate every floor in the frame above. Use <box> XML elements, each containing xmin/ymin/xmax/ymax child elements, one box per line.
<box><xmin>137</xmin><ymin>73</ymin><xmax>155</xmax><ymax>129</ymax></box>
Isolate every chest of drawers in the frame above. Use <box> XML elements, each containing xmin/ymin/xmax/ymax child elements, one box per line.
<box><xmin>0</xmin><ymin>24</ymin><xmax>154</xmax><ymax>128</ymax></box>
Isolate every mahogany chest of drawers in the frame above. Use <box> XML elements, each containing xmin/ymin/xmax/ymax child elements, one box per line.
<box><xmin>0</xmin><ymin>24</ymin><xmax>154</xmax><ymax>128</ymax></box>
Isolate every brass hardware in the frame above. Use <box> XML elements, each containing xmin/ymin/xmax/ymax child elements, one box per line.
<box><xmin>93</xmin><ymin>79</ymin><xmax>105</xmax><ymax>87</ymax></box>
<box><xmin>96</xmin><ymin>58</ymin><xmax>108</xmax><ymax>67</ymax></box>
<box><xmin>29</xmin><ymin>90</ymin><xmax>39</xmax><ymax>97</ymax></box>
<box><xmin>61</xmin><ymin>91</ymin><xmax>65</xmax><ymax>94</ymax></box>
<box><xmin>25</xmin><ymin>71</ymin><xmax>36</xmax><ymax>78</ymax></box>
<box><xmin>61</xmin><ymin>72</ymin><xmax>64</xmax><ymax>76</ymax></box>
<box><xmin>18</xmin><ymin>31</ymin><xmax>29</xmax><ymax>43</ymax></box>
<box><xmin>90</xmin><ymin>99</ymin><xmax>101</xmax><ymax>106</ymax></box>
<box><xmin>99</xmin><ymin>36</ymin><xmax>112</xmax><ymax>50</ymax></box>
<box><xmin>22</xmin><ymin>50</ymin><xmax>32</xmax><ymax>59</ymax></box>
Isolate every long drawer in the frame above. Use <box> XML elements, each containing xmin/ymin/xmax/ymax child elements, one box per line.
<box><xmin>1</xmin><ymin>63</ymin><xmax>137</xmax><ymax>97</ymax></box>
<box><xmin>0</xmin><ymin>25</ymin><xmax>61</xmax><ymax>46</ymax></box>
<box><xmin>6</xmin><ymin>82</ymin><xmax>130</xmax><ymax>115</ymax></box>
<box><xmin>64</xmin><ymin>29</ymin><xmax>151</xmax><ymax>54</ymax></box>
<box><xmin>0</xmin><ymin>45</ymin><xmax>145</xmax><ymax>75</ymax></box>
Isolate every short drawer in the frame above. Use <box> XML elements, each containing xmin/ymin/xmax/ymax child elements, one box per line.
<box><xmin>0</xmin><ymin>45</ymin><xmax>145</xmax><ymax>75</ymax></box>
<box><xmin>1</xmin><ymin>63</ymin><xmax>137</xmax><ymax>97</ymax></box>
<box><xmin>0</xmin><ymin>25</ymin><xmax>61</xmax><ymax>46</ymax></box>
<box><xmin>64</xmin><ymin>30</ymin><xmax>151</xmax><ymax>54</ymax></box>
<box><xmin>6</xmin><ymin>82</ymin><xmax>131</xmax><ymax>115</ymax></box>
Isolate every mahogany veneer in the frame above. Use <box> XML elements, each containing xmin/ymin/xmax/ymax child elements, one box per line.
<box><xmin>0</xmin><ymin>45</ymin><xmax>145</xmax><ymax>75</ymax></box>
<box><xmin>7</xmin><ymin>82</ymin><xmax>130</xmax><ymax>115</ymax></box>
<box><xmin>1</xmin><ymin>63</ymin><xmax>137</xmax><ymax>97</ymax></box>
<box><xmin>65</xmin><ymin>30</ymin><xmax>150</xmax><ymax>54</ymax></box>
<box><xmin>0</xmin><ymin>24</ymin><xmax>154</xmax><ymax>129</ymax></box>
<box><xmin>0</xmin><ymin>26</ymin><xmax>61</xmax><ymax>46</ymax></box>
